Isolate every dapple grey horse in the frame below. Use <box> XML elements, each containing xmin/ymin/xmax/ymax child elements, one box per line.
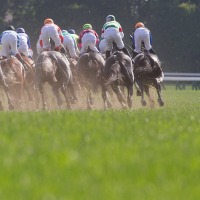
<box><xmin>35</xmin><ymin>51</ymin><xmax>77</xmax><ymax>110</ymax></box>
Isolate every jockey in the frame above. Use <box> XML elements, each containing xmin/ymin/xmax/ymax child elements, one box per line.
<box><xmin>16</xmin><ymin>27</ymin><xmax>32</xmax><ymax>59</ymax></box>
<box><xmin>101</xmin><ymin>15</ymin><xmax>130</xmax><ymax>59</ymax></box>
<box><xmin>62</xmin><ymin>30</ymin><xmax>78</xmax><ymax>59</ymax></box>
<box><xmin>0</xmin><ymin>25</ymin><xmax>31</xmax><ymax>70</ymax></box>
<box><xmin>40</xmin><ymin>18</ymin><xmax>66</xmax><ymax>53</ymax></box>
<box><xmin>78</xmin><ymin>24</ymin><xmax>99</xmax><ymax>55</ymax></box>
<box><xmin>132</xmin><ymin>22</ymin><xmax>156</xmax><ymax>58</ymax></box>
<box><xmin>68</xmin><ymin>29</ymin><xmax>79</xmax><ymax>46</ymax></box>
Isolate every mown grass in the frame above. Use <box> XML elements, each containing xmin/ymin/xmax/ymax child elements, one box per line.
<box><xmin>0</xmin><ymin>87</ymin><xmax>200</xmax><ymax>200</ymax></box>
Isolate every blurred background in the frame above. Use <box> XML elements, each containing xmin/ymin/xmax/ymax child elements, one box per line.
<box><xmin>0</xmin><ymin>0</ymin><xmax>199</xmax><ymax>72</ymax></box>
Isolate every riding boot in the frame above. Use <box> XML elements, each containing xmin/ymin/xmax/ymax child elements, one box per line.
<box><xmin>15</xmin><ymin>53</ymin><xmax>28</xmax><ymax>70</ymax></box>
<box><xmin>132</xmin><ymin>51</ymin><xmax>138</xmax><ymax>59</ymax></box>
<box><xmin>120</xmin><ymin>47</ymin><xmax>131</xmax><ymax>57</ymax></box>
<box><xmin>106</xmin><ymin>50</ymin><xmax>111</xmax><ymax>60</ymax></box>
<box><xmin>149</xmin><ymin>48</ymin><xmax>156</xmax><ymax>55</ymax></box>
<box><xmin>60</xmin><ymin>46</ymin><xmax>67</xmax><ymax>54</ymax></box>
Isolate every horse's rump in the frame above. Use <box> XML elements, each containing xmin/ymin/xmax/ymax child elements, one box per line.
<box><xmin>1</xmin><ymin>57</ymin><xmax>24</xmax><ymax>85</ymax></box>
<box><xmin>104</xmin><ymin>51</ymin><xmax>134</xmax><ymax>85</ymax></box>
<box><xmin>133</xmin><ymin>52</ymin><xmax>163</xmax><ymax>81</ymax></box>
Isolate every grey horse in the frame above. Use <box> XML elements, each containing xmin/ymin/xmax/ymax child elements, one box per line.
<box><xmin>35</xmin><ymin>51</ymin><xmax>77</xmax><ymax>110</ymax></box>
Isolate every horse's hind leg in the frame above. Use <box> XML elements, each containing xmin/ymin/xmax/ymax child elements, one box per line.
<box><xmin>3</xmin><ymin>88</ymin><xmax>14</xmax><ymax>110</ymax></box>
<box><xmin>154</xmin><ymin>80</ymin><xmax>164</xmax><ymax>106</ymax></box>
<box><xmin>144</xmin><ymin>85</ymin><xmax>155</xmax><ymax>108</ymax></box>
<box><xmin>102</xmin><ymin>85</ymin><xmax>112</xmax><ymax>110</ymax></box>
<box><xmin>38</xmin><ymin>83</ymin><xmax>47</xmax><ymax>110</ymax></box>
<box><xmin>111</xmin><ymin>83</ymin><xmax>127</xmax><ymax>109</ymax></box>
<box><xmin>60</xmin><ymin>85</ymin><xmax>72</xmax><ymax>110</ymax></box>
<box><xmin>127</xmin><ymin>85</ymin><xmax>133</xmax><ymax>109</ymax></box>
<box><xmin>67</xmin><ymin>80</ymin><xmax>78</xmax><ymax>104</ymax></box>
<box><xmin>0</xmin><ymin>100</ymin><xmax>3</xmax><ymax>111</ymax></box>
<box><xmin>52</xmin><ymin>85</ymin><xmax>63</xmax><ymax>109</ymax></box>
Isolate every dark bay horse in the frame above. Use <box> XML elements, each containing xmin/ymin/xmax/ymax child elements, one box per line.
<box><xmin>102</xmin><ymin>51</ymin><xmax>134</xmax><ymax>109</ymax></box>
<box><xmin>35</xmin><ymin>51</ymin><xmax>77</xmax><ymax>110</ymax></box>
<box><xmin>76</xmin><ymin>51</ymin><xmax>110</xmax><ymax>110</ymax></box>
<box><xmin>0</xmin><ymin>56</ymin><xmax>24</xmax><ymax>110</ymax></box>
<box><xmin>133</xmin><ymin>52</ymin><xmax>164</xmax><ymax>107</ymax></box>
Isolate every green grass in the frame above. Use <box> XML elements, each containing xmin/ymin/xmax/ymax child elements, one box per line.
<box><xmin>0</xmin><ymin>87</ymin><xmax>200</xmax><ymax>200</ymax></box>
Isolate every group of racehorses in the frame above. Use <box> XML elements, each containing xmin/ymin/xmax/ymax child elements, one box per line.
<box><xmin>0</xmin><ymin>49</ymin><xmax>164</xmax><ymax>111</ymax></box>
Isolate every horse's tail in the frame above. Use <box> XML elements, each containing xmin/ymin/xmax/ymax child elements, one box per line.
<box><xmin>117</xmin><ymin>55</ymin><xmax>134</xmax><ymax>85</ymax></box>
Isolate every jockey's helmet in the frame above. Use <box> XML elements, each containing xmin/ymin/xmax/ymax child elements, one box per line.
<box><xmin>6</xmin><ymin>25</ymin><xmax>15</xmax><ymax>31</ymax></box>
<box><xmin>106</xmin><ymin>15</ymin><xmax>115</xmax><ymax>22</ymax></box>
<box><xmin>68</xmin><ymin>29</ymin><xmax>76</xmax><ymax>34</ymax></box>
<box><xmin>83</xmin><ymin>24</ymin><xmax>92</xmax><ymax>30</ymax></box>
<box><xmin>44</xmin><ymin>18</ymin><xmax>54</xmax><ymax>25</ymax></box>
<box><xmin>135</xmin><ymin>22</ymin><xmax>145</xmax><ymax>29</ymax></box>
<box><xmin>16</xmin><ymin>28</ymin><xmax>25</xmax><ymax>33</ymax></box>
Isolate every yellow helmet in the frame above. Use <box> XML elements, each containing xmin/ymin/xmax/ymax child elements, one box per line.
<box><xmin>44</xmin><ymin>18</ymin><xmax>54</xmax><ymax>25</ymax></box>
<box><xmin>135</xmin><ymin>22</ymin><xmax>145</xmax><ymax>29</ymax></box>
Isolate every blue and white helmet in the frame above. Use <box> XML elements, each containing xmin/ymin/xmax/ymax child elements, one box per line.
<box><xmin>16</xmin><ymin>28</ymin><xmax>25</xmax><ymax>33</ymax></box>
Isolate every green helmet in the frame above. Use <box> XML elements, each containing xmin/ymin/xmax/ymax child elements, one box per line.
<box><xmin>106</xmin><ymin>15</ymin><xmax>115</xmax><ymax>22</ymax></box>
<box><xmin>83</xmin><ymin>24</ymin><xmax>92</xmax><ymax>30</ymax></box>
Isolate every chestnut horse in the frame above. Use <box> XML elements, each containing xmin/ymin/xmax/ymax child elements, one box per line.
<box><xmin>0</xmin><ymin>56</ymin><xmax>24</xmax><ymax>110</ymax></box>
<box><xmin>35</xmin><ymin>51</ymin><xmax>77</xmax><ymax>110</ymax></box>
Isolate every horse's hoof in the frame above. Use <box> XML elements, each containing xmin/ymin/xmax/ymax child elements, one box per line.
<box><xmin>107</xmin><ymin>102</ymin><xmax>112</xmax><ymax>109</ymax></box>
<box><xmin>141</xmin><ymin>100</ymin><xmax>147</xmax><ymax>106</ymax></box>
<box><xmin>89</xmin><ymin>98</ymin><xmax>94</xmax><ymax>105</ymax></box>
<box><xmin>159</xmin><ymin>100</ymin><xmax>164</xmax><ymax>107</ymax></box>
<box><xmin>42</xmin><ymin>106</ymin><xmax>47</xmax><ymax>111</ymax></box>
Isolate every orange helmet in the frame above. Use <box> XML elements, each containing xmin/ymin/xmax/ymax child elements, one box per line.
<box><xmin>135</xmin><ymin>22</ymin><xmax>145</xmax><ymax>29</ymax></box>
<box><xmin>44</xmin><ymin>18</ymin><xmax>54</xmax><ymax>25</ymax></box>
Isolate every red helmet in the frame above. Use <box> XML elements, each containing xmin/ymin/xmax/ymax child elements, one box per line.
<box><xmin>44</xmin><ymin>18</ymin><xmax>54</xmax><ymax>25</ymax></box>
<box><xmin>135</xmin><ymin>22</ymin><xmax>145</xmax><ymax>29</ymax></box>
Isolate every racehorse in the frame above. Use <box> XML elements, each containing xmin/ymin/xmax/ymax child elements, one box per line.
<box><xmin>133</xmin><ymin>52</ymin><xmax>164</xmax><ymax>107</ymax></box>
<box><xmin>102</xmin><ymin>51</ymin><xmax>134</xmax><ymax>109</ymax></box>
<box><xmin>0</xmin><ymin>56</ymin><xmax>24</xmax><ymax>110</ymax></box>
<box><xmin>76</xmin><ymin>51</ymin><xmax>110</xmax><ymax>110</ymax></box>
<box><xmin>35</xmin><ymin>51</ymin><xmax>77</xmax><ymax>110</ymax></box>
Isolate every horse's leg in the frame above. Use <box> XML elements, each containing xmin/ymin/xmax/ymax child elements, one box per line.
<box><xmin>111</xmin><ymin>83</ymin><xmax>127</xmax><ymax>109</ymax></box>
<box><xmin>85</xmin><ymin>85</ymin><xmax>93</xmax><ymax>110</ymax></box>
<box><xmin>0</xmin><ymin>100</ymin><xmax>3</xmax><ymax>111</ymax></box>
<box><xmin>154</xmin><ymin>80</ymin><xmax>164</xmax><ymax>106</ymax></box>
<box><xmin>60</xmin><ymin>85</ymin><xmax>72</xmax><ymax>110</ymax></box>
<box><xmin>127</xmin><ymin>84</ymin><xmax>133</xmax><ymax>109</ymax></box>
<box><xmin>102</xmin><ymin>84</ymin><xmax>112</xmax><ymax>110</ymax></box>
<box><xmin>51</xmin><ymin>85</ymin><xmax>63</xmax><ymax>109</ymax></box>
<box><xmin>24</xmin><ymin>82</ymin><xmax>33</xmax><ymax>101</ymax></box>
<box><xmin>3</xmin><ymin>88</ymin><xmax>14</xmax><ymax>110</ymax></box>
<box><xmin>139</xmin><ymin>83</ymin><xmax>146</xmax><ymax>106</ymax></box>
<box><xmin>38</xmin><ymin>83</ymin><xmax>47</xmax><ymax>110</ymax></box>
<box><xmin>67</xmin><ymin>80</ymin><xmax>78</xmax><ymax>104</ymax></box>
<box><xmin>144</xmin><ymin>85</ymin><xmax>155</xmax><ymax>108</ymax></box>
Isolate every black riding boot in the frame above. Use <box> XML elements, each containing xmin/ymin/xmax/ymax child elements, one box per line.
<box><xmin>149</xmin><ymin>48</ymin><xmax>156</xmax><ymax>55</ymax></box>
<box><xmin>60</xmin><ymin>47</ymin><xmax>67</xmax><ymax>54</ymax></box>
<box><xmin>121</xmin><ymin>47</ymin><xmax>131</xmax><ymax>57</ymax></box>
<box><xmin>106</xmin><ymin>50</ymin><xmax>111</xmax><ymax>60</ymax></box>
